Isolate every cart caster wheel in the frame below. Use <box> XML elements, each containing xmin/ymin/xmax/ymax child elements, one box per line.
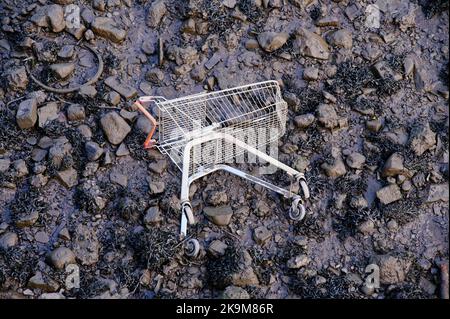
<box><xmin>182</xmin><ymin>205</ymin><xmax>195</xmax><ymax>225</ymax></box>
<box><xmin>184</xmin><ymin>239</ymin><xmax>200</xmax><ymax>258</ymax></box>
<box><xmin>289</xmin><ymin>203</ymin><xmax>306</xmax><ymax>221</ymax></box>
<box><xmin>299</xmin><ymin>179</ymin><xmax>310</xmax><ymax>199</ymax></box>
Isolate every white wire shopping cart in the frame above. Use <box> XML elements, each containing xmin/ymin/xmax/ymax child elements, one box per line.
<box><xmin>134</xmin><ymin>80</ymin><xmax>309</xmax><ymax>256</ymax></box>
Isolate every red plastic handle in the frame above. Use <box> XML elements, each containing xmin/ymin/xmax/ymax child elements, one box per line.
<box><xmin>134</xmin><ymin>100</ymin><xmax>157</xmax><ymax>149</ymax></box>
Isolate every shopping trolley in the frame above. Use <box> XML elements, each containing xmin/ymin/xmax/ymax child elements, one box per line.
<box><xmin>134</xmin><ymin>80</ymin><xmax>310</xmax><ymax>256</ymax></box>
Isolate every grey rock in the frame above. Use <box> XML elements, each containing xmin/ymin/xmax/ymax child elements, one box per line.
<box><xmin>296</xmin><ymin>28</ymin><xmax>330</xmax><ymax>60</ymax></box>
<box><xmin>48</xmin><ymin>247</ymin><xmax>76</xmax><ymax>269</ymax></box>
<box><xmin>257</xmin><ymin>31</ymin><xmax>289</xmax><ymax>53</ymax></box>
<box><xmin>322</xmin><ymin>158</ymin><xmax>346</xmax><ymax>178</ymax></box>
<box><xmin>31</xmin><ymin>5</ymin><xmax>65</xmax><ymax>32</ymax></box>
<box><xmin>409</xmin><ymin>123</ymin><xmax>436</xmax><ymax>156</ymax></box>
<box><xmin>57</xmin><ymin>167</ymin><xmax>78</xmax><ymax>188</ymax></box>
<box><xmin>100</xmin><ymin>112</ymin><xmax>131</xmax><ymax>145</ymax></box>
<box><xmin>414</xmin><ymin>65</ymin><xmax>433</xmax><ymax>92</ymax></box>
<box><xmin>104</xmin><ymin>91</ymin><xmax>121</xmax><ymax>106</ymax></box>
<box><xmin>287</xmin><ymin>254</ymin><xmax>310</xmax><ymax>269</ymax></box>
<box><xmin>357</xmin><ymin>220</ymin><xmax>375</xmax><ymax>235</ymax></box>
<box><xmin>376</xmin><ymin>184</ymin><xmax>402</xmax><ymax>205</ymax></box>
<box><xmin>317</xmin><ymin>103</ymin><xmax>339</xmax><ymax>129</ymax></box>
<box><xmin>49</xmin><ymin>63</ymin><xmax>75</xmax><ymax>79</ymax></box>
<box><xmin>371</xmin><ymin>255</ymin><xmax>411</xmax><ymax>284</ymax></box>
<box><xmin>109</xmin><ymin>171</ymin><xmax>128</xmax><ymax>187</ymax></box>
<box><xmin>73</xmin><ymin>224</ymin><xmax>99</xmax><ymax>266</ymax></box>
<box><xmin>208</xmin><ymin>240</ymin><xmax>228</xmax><ymax>257</ymax></box>
<box><xmin>419</xmin><ymin>276</ymin><xmax>436</xmax><ymax>295</ymax></box>
<box><xmin>104</xmin><ymin>76</ymin><xmax>137</xmax><ymax>99</ymax></box>
<box><xmin>38</xmin><ymin>136</ymin><xmax>53</xmax><ymax>149</ymax></box>
<box><xmin>346</xmin><ymin>152</ymin><xmax>365</xmax><ymax>169</ymax></box>
<box><xmin>136</xmin><ymin>115</ymin><xmax>153</xmax><ymax>134</ymax></box>
<box><xmin>204</xmin><ymin>206</ymin><xmax>233</xmax><ymax>226</ymax></box>
<box><xmin>316</xmin><ymin>16</ymin><xmax>340</xmax><ymax>27</ymax></box>
<box><xmin>39</xmin><ymin>293</ymin><xmax>65</xmax><ymax>299</ymax></box>
<box><xmin>16</xmin><ymin>211</ymin><xmax>39</xmax><ymax>228</ymax></box>
<box><xmin>149</xmin><ymin>181</ymin><xmax>165</xmax><ymax>194</ymax></box>
<box><xmin>205</xmin><ymin>191</ymin><xmax>228</xmax><ymax>207</ymax></box>
<box><xmin>387</xmin><ymin>219</ymin><xmax>398</xmax><ymax>231</ymax></box>
<box><xmin>66</xmin><ymin>24</ymin><xmax>86</xmax><ymax>40</ymax></box>
<box><xmin>116</xmin><ymin>143</ymin><xmax>130</xmax><ymax>157</ymax></box>
<box><xmin>231</xmin><ymin>267</ymin><xmax>259</xmax><ymax>287</ymax></box>
<box><xmin>253</xmin><ymin>226</ymin><xmax>271</xmax><ymax>245</ymax></box>
<box><xmin>366</xmin><ymin>119</ymin><xmax>383</xmax><ymax>132</ymax></box>
<box><xmin>58</xmin><ymin>45</ymin><xmax>75</xmax><ymax>59</ymax></box>
<box><xmin>294</xmin><ymin>113</ymin><xmax>315</xmax><ymax>129</ymax></box>
<box><xmin>426</xmin><ymin>184</ymin><xmax>449</xmax><ymax>203</ymax></box>
<box><xmin>91</xmin><ymin>17</ymin><xmax>127</xmax><ymax>43</ymax></box>
<box><xmin>0</xmin><ymin>232</ymin><xmax>18</xmax><ymax>250</ymax></box>
<box><xmin>245</xmin><ymin>39</ymin><xmax>260</xmax><ymax>50</ymax></box>
<box><xmin>191</xmin><ymin>65</ymin><xmax>207</xmax><ymax>82</ymax></box>
<box><xmin>16</xmin><ymin>98</ymin><xmax>37</xmax><ymax>129</ymax></box>
<box><xmin>145</xmin><ymin>68</ymin><xmax>164</xmax><ymax>84</ymax></box>
<box><xmin>67</xmin><ymin>104</ymin><xmax>85</xmax><ymax>121</ymax></box>
<box><xmin>79</xmin><ymin>85</ymin><xmax>97</xmax><ymax>98</ymax></box>
<box><xmin>48</xmin><ymin>139</ymin><xmax>72</xmax><ymax>169</ymax></box>
<box><xmin>7</xmin><ymin>67</ymin><xmax>28</xmax><ymax>91</ymax></box>
<box><xmin>47</xmin><ymin>4</ymin><xmax>65</xmax><ymax>32</ymax></box>
<box><xmin>28</xmin><ymin>271</ymin><xmax>59</xmax><ymax>292</ymax></box>
<box><xmin>141</xmin><ymin>40</ymin><xmax>156</xmax><ymax>55</ymax></box>
<box><xmin>382</xmin><ymin>153</ymin><xmax>405</xmax><ymax>177</ymax></box>
<box><xmin>362</xmin><ymin>43</ymin><xmax>382</xmax><ymax>61</ymax></box>
<box><xmin>13</xmin><ymin>159</ymin><xmax>28</xmax><ymax>177</ymax></box>
<box><xmin>85</xmin><ymin>141</ymin><xmax>104</xmax><ymax>161</ymax></box>
<box><xmin>147</xmin><ymin>0</ymin><xmax>167</xmax><ymax>28</ymax></box>
<box><xmin>181</xmin><ymin>18</ymin><xmax>196</xmax><ymax>34</ymax></box>
<box><xmin>84</xmin><ymin>29</ymin><xmax>95</xmax><ymax>41</ymax></box>
<box><xmin>37</xmin><ymin>102</ymin><xmax>58</xmax><ymax>127</ymax></box>
<box><xmin>77</xmin><ymin>124</ymin><xmax>92</xmax><ymax>139</ymax></box>
<box><xmin>204</xmin><ymin>53</ymin><xmax>222</xmax><ymax>70</ymax></box>
<box><xmin>350</xmin><ymin>196</ymin><xmax>368</xmax><ymax>209</ymax></box>
<box><xmin>148</xmin><ymin>159</ymin><xmax>167</xmax><ymax>174</ymax></box>
<box><xmin>143</xmin><ymin>206</ymin><xmax>162</xmax><ymax>226</ymax></box>
<box><xmin>93</xmin><ymin>0</ymin><xmax>106</xmax><ymax>11</ymax></box>
<box><xmin>303</xmin><ymin>66</ymin><xmax>319</xmax><ymax>80</ymax></box>
<box><xmin>0</xmin><ymin>158</ymin><xmax>10</xmax><ymax>172</ymax></box>
<box><xmin>328</xmin><ymin>29</ymin><xmax>353</xmax><ymax>49</ymax></box>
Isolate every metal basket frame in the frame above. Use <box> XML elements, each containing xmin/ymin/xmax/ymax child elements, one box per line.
<box><xmin>135</xmin><ymin>80</ymin><xmax>310</xmax><ymax>239</ymax></box>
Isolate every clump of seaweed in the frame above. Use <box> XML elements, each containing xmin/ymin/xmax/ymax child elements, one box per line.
<box><xmin>205</xmin><ymin>245</ymin><xmax>242</xmax><ymax>289</ymax></box>
<box><xmin>294</xmin><ymin>214</ymin><xmax>327</xmax><ymax>242</ymax></box>
<box><xmin>0</xmin><ymin>245</ymin><xmax>40</xmax><ymax>289</ymax></box>
<box><xmin>128</xmin><ymin>229</ymin><xmax>179</xmax><ymax>271</ymax></box>
<box><xmin>116</xmin><ymin>188</ymin><xmax>147</xmax><ymax>221</ymax></box>
<box><xmin>288</xmin><ymin>270</ymin><xmax>359</xmax><ymax>298</ymax></box>
<box><xmin>419</xmin><ymin>0</ymin><xmax>450</xmax><ymax>18</ymax></box>
<box><xmin>249</xmin><ymin>246</ymin><xmax>274</xmax><ymax>285</ymax></box>
<box><xmin>238</xmin><ymin>0</ymin><xmax>267</xmax><ymax>26</ymax></box>
<box><xmin>10</xmin><ymin>185</ymin><xmax>48</xmax><ymax>221</ymax></box>
<box><xmin>200</xmin><ymin>0</ymin><xmax>238</xmax><ymax>37</ymax></box>
<box><xmin>124</xmin><ymin>129</ymin><xmax>151</xmax><ymax>161</ymax></box>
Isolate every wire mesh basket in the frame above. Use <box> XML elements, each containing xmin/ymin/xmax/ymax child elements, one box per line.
<box><xmin>143</xmin><ymin>81</ymin><xmax>287</xmax><ymax>176</ymax></box>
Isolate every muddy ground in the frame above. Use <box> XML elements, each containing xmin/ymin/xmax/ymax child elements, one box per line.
<box><xmin>0</xmin><ymin>0</ymin><xmax>448</xmax><ymax>299</ymax></box>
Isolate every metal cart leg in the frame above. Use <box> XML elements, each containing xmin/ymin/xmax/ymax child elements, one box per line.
<box><xmin>178</xmin><ymin>132</ymin><xmax>310</xmax><ymax>238</ymax></box>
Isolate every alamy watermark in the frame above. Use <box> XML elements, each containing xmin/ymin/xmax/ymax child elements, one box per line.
<box><xmin>65</xmin><ymin>264</ymin><xmax>80</xmax><ymax>290</ymax></box>
<box><xmin>364</xmin><ymin>264</ymin><xmax>380</xmax><ymax>289</ymax></box>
